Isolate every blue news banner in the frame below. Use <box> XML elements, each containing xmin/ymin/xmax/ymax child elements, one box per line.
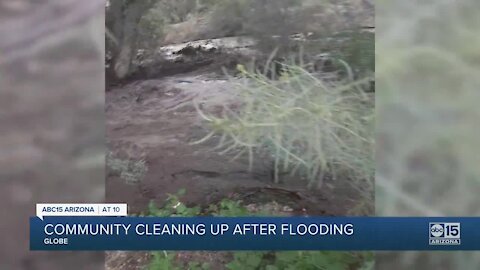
<box><xmin>30</xmin><ymin>217</ymin><xmax>480</xmax><ymax>250</ymax></box>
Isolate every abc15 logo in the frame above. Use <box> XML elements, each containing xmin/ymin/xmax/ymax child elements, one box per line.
<box><xmin>429</xmin><ymin>223</ymin><xmax>461</xmax><ymax>239</ymax></box>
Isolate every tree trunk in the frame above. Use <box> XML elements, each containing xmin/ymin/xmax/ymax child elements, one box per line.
<box><xmin>106</xmin><ymin>0</ymin><xmax>156</xmax><ymax>80</ymax></box>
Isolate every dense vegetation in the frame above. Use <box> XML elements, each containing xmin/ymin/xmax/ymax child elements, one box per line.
<box><xmin>145</xmin><ymin>189</ymin><xmax>374</xmax><ymax>270</ymax></box>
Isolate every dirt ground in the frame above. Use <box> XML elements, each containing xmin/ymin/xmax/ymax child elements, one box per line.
<box><xmin>105</xmin><ymin>53</ymin><xmax>371</xmax><ymax>269</ymax></box>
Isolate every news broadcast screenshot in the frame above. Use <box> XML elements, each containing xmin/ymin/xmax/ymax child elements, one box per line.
<box><xmin>1</xmin><ymin>0</ymin><xmax>479</xmax><ymax>269</ymax></box>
